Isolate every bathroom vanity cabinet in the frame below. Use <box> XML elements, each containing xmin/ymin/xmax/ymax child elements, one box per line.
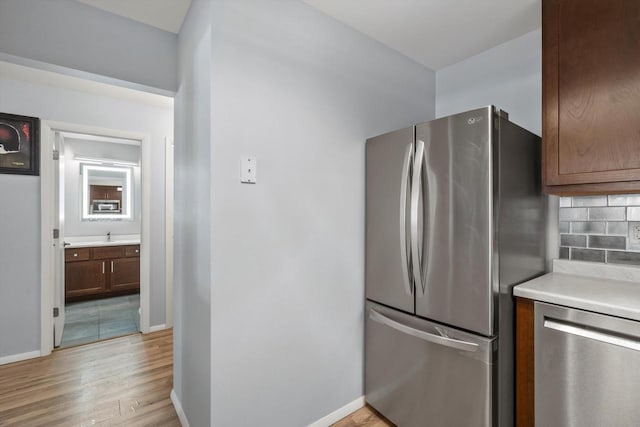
<box><xmin>65</xmin><ymin>245</ymin><xmax>140</xmax><ymax>302</ymax></box>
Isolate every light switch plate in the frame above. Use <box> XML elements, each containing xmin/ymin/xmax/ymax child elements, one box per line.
<box><xmin>241</xmin><ymin>156</ymin><xmax>257</xmax><ymax>184</ymax></box>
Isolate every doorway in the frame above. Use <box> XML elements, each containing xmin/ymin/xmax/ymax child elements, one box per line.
<box><xmin>56</xmin><ymin>130</ymin><xmax>142</xmax><ymax>347</ymax></box>
<box><xmin>40</xmin><ymin>122</ymin><xmax>153</xmax><ymax>354</ymax></box>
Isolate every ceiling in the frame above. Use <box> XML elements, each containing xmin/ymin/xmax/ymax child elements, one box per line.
<box><xmin>303</xmin><ymin>0</ymin><xmax>541</xmax><ymax>70</ymax></box>
<box><xmin>75</xmin><ymin>0</ymin><xmax>191</xmax><ymax>34</ymax></box>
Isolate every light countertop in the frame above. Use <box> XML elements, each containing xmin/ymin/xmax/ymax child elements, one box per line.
<box><xmin>513</xmin><ymin>259</ymin><xmax>640</xmax><ymax>322</ymax></box>
<box><xmin>65</xmin><ymin>235</ymin><xmax>140</xmax><ymax>249</ymax></box>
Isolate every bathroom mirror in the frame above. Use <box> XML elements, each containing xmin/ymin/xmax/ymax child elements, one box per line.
<box><xmin>81</xmin><ymin>164</ymin><xmax>133</xmax><ymax>220</ymax></box>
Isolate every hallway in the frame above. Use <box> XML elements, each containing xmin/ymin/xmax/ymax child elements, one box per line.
<box><xmin>0</xmin><ymin>329</ymin><xmax>177</xmax><ymax>426</ymax></box>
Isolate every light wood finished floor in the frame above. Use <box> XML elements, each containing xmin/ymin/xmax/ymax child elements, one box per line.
<box><xmin>332</xmin><ymin>405</ymin><xmax>394</xmax><ymax>427</ymax></box>
<box><xmin>0</xmin><ymin>329</ymin><xmax>178</xmax><ymax>427</ymax></box>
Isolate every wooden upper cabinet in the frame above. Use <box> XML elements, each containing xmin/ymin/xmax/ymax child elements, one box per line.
<box><xmin>543</xmin><ymin>0</ymin><xmax>640</xmax><ymax>195</ymax></box>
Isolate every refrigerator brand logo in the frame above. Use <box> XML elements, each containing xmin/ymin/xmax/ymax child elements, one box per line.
<box><xmin>467</xmin><ymin>116</ymin><xmax>483</xmax><ymax>125</ymax></box>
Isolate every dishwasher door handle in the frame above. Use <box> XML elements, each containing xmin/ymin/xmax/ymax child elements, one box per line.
<box><xmin>544</xmin><ymin>318</ymin><xmax>640</xmax><ymax>352</ymax></box>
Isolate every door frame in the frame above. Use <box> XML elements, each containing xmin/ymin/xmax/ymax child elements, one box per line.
<box><xmin>40</xmin><ymin>120</ymin><xmax>152</xmax><ymax>356</ymax></box>
<box><xmin>165</xmin><ymin>137</ymin><xmax>174</xmax><ymax>328</ymax></box>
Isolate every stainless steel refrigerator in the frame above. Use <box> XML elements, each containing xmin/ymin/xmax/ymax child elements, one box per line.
<box><xmin>365</xmin><ymin>106</ymin><xmax>545</xmax><ymax>427</ymax></box>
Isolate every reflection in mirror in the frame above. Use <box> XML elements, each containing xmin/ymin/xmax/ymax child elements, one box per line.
<box><xmin>81</xmin><ymin>164</ymin><xmax>133</xmax><ymax>220</ymax></box>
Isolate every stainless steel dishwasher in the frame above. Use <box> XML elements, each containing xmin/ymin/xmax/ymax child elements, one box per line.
<box><xmin>535</xmin><ymin>302</ymin><xmax>640</xmax><ymax>427</ymax></box>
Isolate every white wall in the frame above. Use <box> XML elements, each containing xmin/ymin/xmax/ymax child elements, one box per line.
<box><xmin>173</xmin><ymin>0</ymin><xmax>212</xmax><ymax>426</ymax></box>
<box><xmin>64</xmin><ymin>139</ymin><xmax>141</xmax><ymax>237</ymax></box>
<box><xmin>207</xmin><ymin>1</ymin><xmax>435</xmax><ymax>426</ymax></box>
<box><xmin>0</xmin><ymin>0</ymin><xmax>177</xmax><ymax>94</ymax></box>
<box><xmin>0</xmin><ymin>73</ymin><xmax>173</xmax><ymax>359</ymax></box>
<box><xmin>437</xmin><ymin>29</ymin><xmax>542</xmax><ymax>135</ymax></box>
<box><xmin>435</xmin><ymin>28</ymin><xmax>558</xmax><ymax>266</ymax></box>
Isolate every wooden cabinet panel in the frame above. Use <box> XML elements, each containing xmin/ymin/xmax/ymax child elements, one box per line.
<box><xmin>515</xmin><ymin>297</ymin><xmax>535</xmax><ymax>427</ymax></box>
<box><xmin>65</xmin><ymin>248</ymin><xmax>91</xmax><ymax>262</ymax></box>
<box><xmin>93</xmin><ymin>246</ymin><xmax>124</xmax><ymax>260</ymax></box>
<box><xmin>543</xmin><ymin>0</ymin><xmax>640</xmax><ymax>194</ymax></box>
<box><xmin>90</xmin><ymin>185</ymin><xmax>123</xmax><ymax>204</ymax></box>
<box><xmin>110</xmin><ymin>258</ymin><xmax>140</xmax><ymax>291</ymax></box>
<box><xmin>124</xmin><ymin>245</ymin><xmax>140</xmax><ymax>257</ymax></box>
<box><xmin>65</xmin><ymin>260</ymin><xmax>107</xmax><ymax>298</ymax></box>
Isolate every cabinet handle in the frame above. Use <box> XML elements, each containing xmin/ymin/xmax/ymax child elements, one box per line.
<box><xmin>111</xmin><ymin>261</ymin><xmax>114</xmax><ymax>273</ymax></box>
<box><xmin>102</xmin><ymin>262</ymin><xmax>105</xmax><ymax>274</ymax></box>
<box><xmin>74</xmin><ymin>253</ymin><xmax>78</xmax><ymax>257</ymax></box>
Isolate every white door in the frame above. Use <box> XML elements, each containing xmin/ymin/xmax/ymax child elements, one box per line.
<box><xmin>53</xmin><ymin>131</ymin><xmax>66</xmax><ymax>347</ymax></box>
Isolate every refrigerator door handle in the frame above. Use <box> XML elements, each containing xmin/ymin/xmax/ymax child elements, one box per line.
<box><xmin>399</xmin><ymin>143</ymin><xmax>413</xmax><ymax>296</ymax></box>
<box><xmin>410</xmin><ymin>139</ymin><xmax>425</xmax><ymax>295</ymax></box>
<box><xmin>369</xmin><ymin>309</ymin><xmax>479</xmax><ymax>352</ymax></box>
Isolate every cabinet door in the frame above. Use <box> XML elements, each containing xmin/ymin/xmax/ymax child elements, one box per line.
<box><xmin>65</xmin><ymin>260</ymin><xmax>107</xmax><ymax>298</ymax></box>
<box><xmin>543</xmin><ymin>0</ymin><xmax>640</xmax><ymax>194</ymax></box>
<box><xmin>110</xmin><ymin>258</ymin><xmax>140</xmax><ymax>291</ymax></box>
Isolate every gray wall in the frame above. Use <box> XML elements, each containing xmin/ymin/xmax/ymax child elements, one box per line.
<box><xmin>173</xmin><ymin>0</ymin><xmax>212</xmax><ymax>426</ymax></box>
<box><xmin>64</xmin><ymin>139</ymin><xmax>141</xmax><ymax>237</ymax></box>
<box><xmin>435</xmin><ymin>28</ymin><xmax>559</xmax><ymax>267</ymax></box>
<box><xmin>0</xmin><ymin>0</ymin><xmax>177</xmax><ymax>94</ymax></box>
<box><xmin>0</xmin><ymin>75</ymin><xmax>172</xmax><ymax>358</ymax></box>
<box><xmin>436</xmin><ymin>29</ymin><xmax>542</xmax><ymax>135</ymax></box>
<box><xmin>208</xmin><ymin>1</ymin><xmax>435</xmax><ymax>425</ymax></box>
<box><xmin>0</xmin><ymin>174</ymin><xmax>40</xmax><ymax>358</ymax></box>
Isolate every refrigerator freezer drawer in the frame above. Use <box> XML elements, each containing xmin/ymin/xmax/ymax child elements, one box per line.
<box><xmin>535</xmin><ymin>302</ymin><xmax>640</xmax><ymax>427</ymax></box>
<box><xmin>365</xmin><ymin>301</ymin><xmax>496</xmax><ymax>427</ymax></box>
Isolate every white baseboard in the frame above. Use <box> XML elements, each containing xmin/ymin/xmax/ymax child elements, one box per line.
<box><xmin>308</xmin><ymin>396</ymin><xmax>365</xmax><ymax>427</ymax></box>
<box><xmin>170</xmin><ymin>389</ymin><xmax>190</xmax><ymax>427</ymax></box>
<box><xmin>149</xmin><ymin>324</ymin><xmax>168</xmax><ymax>333</ymax></box>
<box><xmin>0</xmin><ymin>350</ymin><xmax>42</xmax><ymax>366</ymax></box>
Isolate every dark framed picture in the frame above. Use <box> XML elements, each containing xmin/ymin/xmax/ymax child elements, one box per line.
<box><xmin>0</xmin><ymin>112</ymin><xmax>40</xmax><ymax>176</ymax></box>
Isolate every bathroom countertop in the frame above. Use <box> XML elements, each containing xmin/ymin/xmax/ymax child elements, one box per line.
<box><xmin>513</xmin><ymin>259</ymin><xmax>640</xmax><ymax>321</ymax></box>
<box><xmin>65</xmin><ymin>235</ymin><xmax>140</xmax><ymax>249</ymax></box>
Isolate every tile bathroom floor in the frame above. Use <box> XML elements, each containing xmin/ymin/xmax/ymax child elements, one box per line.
<box><xmin>60</xmin><ymin>294</ymin><xmax>140</xmax><ymax>348</ymax></box>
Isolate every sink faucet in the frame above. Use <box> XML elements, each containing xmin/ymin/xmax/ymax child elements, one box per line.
<box><xmin>107</xmin><ymin>232</ymin><xmax>111</xmax><ymax>242</ymax></box>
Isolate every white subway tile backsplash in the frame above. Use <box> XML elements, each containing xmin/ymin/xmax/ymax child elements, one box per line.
<box><xmin>558</xmin><ymin>194</ymin><xmax>640</xmax><ymax>265</ymax></box>
<box><xmin>571</xmin><ymin>221</ymin><xmax>605</xmax><ymax>234</ymax></box>
<box><xmin>573</xmin><ymin>196</ymin><xmax>608</xmax><ymax>207</ymax></box>
<box><xmin>559</xmin><ymin>247</ymin><xmax>569</xmax><ymax>259</ymax></box>
<box><xmin>570</xmin><ymin>248</ymin><xmax>606</xmax><ymax>263</ymax></box>
<box><xmin>608</xmin><ymin>195</ymin><xmax>640</xmax><ymax>206</ymax></box>
<box><xmin>561</xmin><ymin>234</ymin><xmax>587</xmax><ymax>247</ymax></box>
<box><xmin>588</xmin><ymin>235</ymin><xmax>626</xmax><ymax>250</ymax></box>
<box><xmin>627</xmin><ymin>207</ymin><xmax>640</xmax><ymax>221</ymax></box>
<box><xmin>607</xmin><ymin>222</ymin><xmax>628</xmax><ymax>235</ymax></box>
<box><xmin>588</xmin><ymin>207</ymin><xmax>625</xmax><ymax>221</ymax></box>
<box><xmin>559</xmin><ymin>208</ymin><xmax>588</xmax><ymax>221</ymax></box>
<box><xmin>607</xmin><ymin>251</ymin><xmax>640</xmax><ymax>266</ymax></box>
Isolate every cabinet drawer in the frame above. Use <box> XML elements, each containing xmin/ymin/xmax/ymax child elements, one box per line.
<box><xmin>124</xmin><ymin>245</ymin><xmax>140</xmax><ymax>257</ymax></box>
<box><xmin>65</xmin><ymin>248</ymin><xmax>91</xmax><ymax>262</ymax></box>
<box><xmin>93</xmin><ymin>246</ymin><xmax>124</xmax><ymax>260</ymax></box>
